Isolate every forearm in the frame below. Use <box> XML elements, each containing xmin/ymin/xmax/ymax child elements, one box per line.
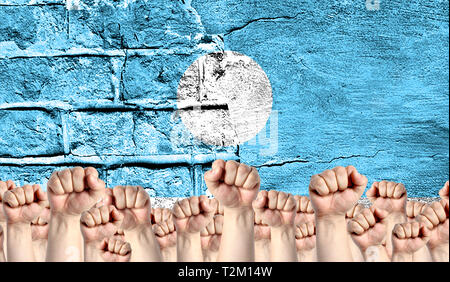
<box><xmin>125</xmin><ymin>224</ymin><xmax>162</xmax><ymax>262</ymax></box>
<box><xmin>385</xmin><ymin>212</ymin><xmax>407</xmax><ymax>257</ymax></box>
<box><xmin>32</xmin><ymin>239</ymin><xmax>48</xmax><ymax>262</ymax></box>
<box><xmin>177</xmin><ymin>232</ymin><xmax>203</xmax><ymax>262</ymax></box>
<box><xmin>364</xmin><ymin>245</ymin><xmax>390</xmax><ymax>262</ymax></box>
<box><xmin>202</xmin><ymin>250</ymin><xmax>219</xmax><ymax>262</ymax></box>
<box><xmin>255</xmin><ymin>239</ymin><xmax>271</xmax><ymax>262</ymax></box>
<box><xmin>270</xmin><ymin>225</ymin><xmax>297</xmax><ymax>262</ymax></box>
<box><xmin>218</xmin><ymin>207</ymin><xmax>255</xmax><ymax>262</ymax></box>
<box><xmin>392</xmin><ymin>251</ymin><xmax>413</xmax><ymax>262</ymax></box>
<box><xmin>348</xmin><ymin>236</ymin><xmax>365</xmax><ymax>262</ymax></box>
<box><xmin>7</xmin><ymin>223</ymin><xmax>35</xmax><ymax>262</ymax></box>
<box><xmin>0</xmin><ymin>248</ymin><xmax>5</xmax><ymax>262</ymax></box>
<box><xmin>161</xmin><ymin>246</ymin><xmax>177</xmax><ymax>262</ymax></box>
<box><xmin>0</xmin><ymin>222</ymin><xmax>6</xmax><ymax>257</ymax></box>
<box><xmin>412</xmin><ymin>246</ymin><xmax>432</xmax><ymax>262</ymax></box>
<box><xmin>297</xmin><ymin>248</ymin><xmax>316</xmax><ymax>262</ymax></box>
<box><xmin>428</xmin><ymin>244</ymin><xmax>449</xmax><ymax>262</ymax></box>
<box><xmin>46</xmin><ymin>213</ymin><xmax>83</xmax><ymax>262</ymax></box>
<box><xmin>316</xmin><ymin>215</ymin><xmax>353</xmax><ymax>262</ymax></box>
<box><xmin>84</xmin><ymin>242</ymin><xmax>102</xmax><ymax>262</ymax></box>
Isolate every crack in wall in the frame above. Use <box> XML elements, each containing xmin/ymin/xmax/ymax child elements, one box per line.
<box><xmin>225</xmin><ymin>12</ymin><xmax>303</xmax><ymax>36</ymax></box>
<box><xmin>317</xmin><ymin>150</ymin><xmax>385</xmax><ymax>164</ymax></box>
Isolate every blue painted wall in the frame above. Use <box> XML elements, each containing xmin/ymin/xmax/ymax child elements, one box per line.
<box><xmin>0</xmin><ymin>0</ymin><xmax>448</xmax><ymax>197</ymax></box>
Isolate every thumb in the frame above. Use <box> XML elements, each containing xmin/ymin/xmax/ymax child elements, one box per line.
<box><xmin>372</xmin><ymin>207</ymin><xmax>389</xmax><ymax>221</ymax></box>
<box><xmin>252</xmin><ymin>190</ymin><xmax>268</xmax><ymax>211</ymax></box>
<box><xmin>204</xmin><ymin>165</ymin><xmax>224</xmax><ymax>192</ymax></box>
<box><xmin>347</xmin><ymin>166</ymin><xmax>367</xmax><ymax>195</ymax></box>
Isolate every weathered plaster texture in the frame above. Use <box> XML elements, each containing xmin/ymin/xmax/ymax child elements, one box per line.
<box><xmin>0</xmin><ymin>0</ymin><xmax>448</xmax><ymax>198</ymax></box>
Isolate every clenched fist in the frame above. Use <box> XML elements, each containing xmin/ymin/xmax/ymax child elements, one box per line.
<box><xmin>172</xmin><ymin>196</ymin><xmax>216</xmax><ymax>233</ymax></box>
<box><xmin>294</xmin><ymin>195</ymin><xmax>314</xmax><ymax>225</ymax></box>
<box><xmin>99</xmin><ymin>237</ymin><xmax>132</xmax><ymax>262</ymax></box>
<box><xmin>348</xmin><ymin>208</ymin><xmax>389</xmax><ymax>251</ymax></box>
<box><xmin>0</xmin><ymin>180</ymin><xmax>16</xmax><ymax>222</ymax></box>
<box><xmin>47</xmin><ymin>167</ymin><xmax>105</xmax><ymax>215</ymax></box>
<box><xmin>253</xmin><ymin>190</ymin><xmax>297</xmax><ymax>227</ymax></box>
<box><xmin>81</xmin><ymin>205</ymin><xmax>123</xmax><ymax>243</ymax></box>
<box><xmin>2</xmin><ymin>185</ymin><xmax>48</xmax><ymax>224</ymax></box>
<box><xmin>392</xmin><ymin>222</ymin><xmax>430</xmax><ymax>254</ymax></box>
<box><xmin>151</xmin><ymin>207</ymin><xmax>172</xmax><ymax>225</ymax></box>
<box><xmin>31</xmin><ymin>203</ymin><xmax>50</xmax><ymax>241</ymax></box>
<box><xmin>201</xmin><ymin>215</ymin><xmax>223</xmax><ymax>254</ymax></box>
<box><xmin>152</xmin><ymin>208</ymin><xmax>176</xmax><ymax>250</ymax></box>
<box><xmin>406</xmin><ymin>200</ymin><xmax>427</xmax><ymax>222</ymax></box>
<box><xmin>295</xmin><ymin>221</ymin><xmax>316</xmax><ymax>252</ymax></box>
<box><xmin>417</xmin><ymin>200</ymin><xmax>449</xmax><ymax>249</ymax></box>
<box><xmin>204</xmin><ymin>160</ymin><xmax>260</xmax><ymax>208</ymax></box>
<box><xmin>309</xmin><ymin>166</ymin><xmax>368</xmax><ymax>217</ymax></box>
<box><xmin>112</xmin><ymin>185</ymin><xmax>151</xmax><ymax>231</ymax></box>
<box><xmin>254</xmin><ymin>219</ymin><xmax>271</xmax><ymax>241</ymax></box>
<box><xmin>366</xmin><ymin>181</ymin><xmax>407</xmax><ymax>214</ymax></box>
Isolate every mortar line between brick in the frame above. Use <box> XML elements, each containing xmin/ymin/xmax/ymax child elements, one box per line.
<box><xmin>60</xmin><ymin>111</ymin><xmax>70</xmax><ymax>154</ymax></box>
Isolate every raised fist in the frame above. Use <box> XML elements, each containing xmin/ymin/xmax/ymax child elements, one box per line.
<box><xmin>309</xmin><ymin>166</ymin><xmax>368</xmax><ymax>217</ymax></box>
<box><xmin>151</xmin><ymin>207</ymin><xmax>173</xmax><ymax>225</ymax></box>
<box><xmin>31</xmin><ymin>201</ymin><xmax>50</xmax><ymax>241</ymax></box>
<box><xmin>417</xmin><ymin>200</ymin><xmax>449</xmax><ymax>249</ymax></box>
<box><xmin>253</xmin><ymin>190</ymin><xmax>297</xmax><ymax>227</ymax></box>
<box><xmin>406</xmin><ymin>200</ymin><xmax>428</xmax><ymax>222</ymax></box>
<box><xmin>254</xmin><ymin>218</ymin><xmax>271</xmax><ymax>241</ymax></box>
<box><xmin>0</xmin><ymin>180</ymin><xmax>16</xmax><ymax>222</ymax></box>
<box><xmin>439</xmin><ymin>181</ymin><xmax>449</xmax><ymax>201</ymax></box>
<box><xmin>81</xmin><ymin>205</ymin><xmax>123</xmax><ymax>243</ymax></box>
<box><xmin>392</xmin><ymin>222</ymin><xmax>430</xmax><ymax>254</ymax></box>
<box><xmin>366</xmin><ymin>181</ymin><xmax>407</xmax><ymax>214</ymax></box>
<box><xmin>348</xmin><ymin>208</ymin><xmax>389</xmax><ymax>251</ymax></box>
<box><xmin>47</xmin><ymin>167</ymin><xmax>106</xmax><ymax>215</ymax></box>
<box><xmin>295</xmin><ymin>221</ymin><xmax>316</xmax><ymax>251</ymax></box>
<box><xmin>152</xmin><ymin>209</ymin><xmax>176</xmax><ymax>250</ymax></box>
<box><xmin>172</xmin><ymin>196</ymin><xmax>216</xmax><ymax>233</ymax></box>
<box><xmin>112</xmin><ymin>185</ymin><xmax>151</xmax><ymax>231</ymax></box>
<box><xmin>99</xmin><ymin>237</ymin><xmax>131</xmax><ymax>262</ymax></box>
<box><xmin>201</xmin><ymin>215</ymin><xmax>223</xmax><ymax>253</ymax></box>
<box><xmin>294</xmin><ymin>195</ymin><xmax>314</xmax><ymax>225</ymax></box>
<box><xmin>2</xmin><ymin>185</ymin><xmax>48</xmax><ymax>224</ymax></box>
<box><xmin>204</xmin><ymin>160</ymin><xmax>260</xmax><ymax>208</ymax></box>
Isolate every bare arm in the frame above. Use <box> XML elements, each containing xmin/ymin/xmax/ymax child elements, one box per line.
<box><xmin>204</xmin><ymin>160</ymin><xmax>261</xmax><ymax>262</ymax></box>
<box><xmin>46</xmin><ymin>167</ymin><xmax>106</xmax><ymax>262</ymax></box>
<box><xmin>219</xmin><ymin>206</ymin><xmax>255</xmax><ymax>261</ymax></box>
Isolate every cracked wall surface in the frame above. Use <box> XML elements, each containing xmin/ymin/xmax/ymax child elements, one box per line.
<box><xmin>0</xmin><ymin>0</ymin><xmax>449</xmax><ymax>197</ymax></box>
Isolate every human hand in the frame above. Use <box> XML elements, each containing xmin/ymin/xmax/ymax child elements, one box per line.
<box><xmin>406</xmin><ymin>200</ymin><xmax>427</xmax><ymax>222</ymax></box>
<box><xmin>172</xmin><ymin>196</ymin><xmax>216</xmax><ymax>234</ymax></box>
<box><xmin>99</xmin><ymin>237</ymin><xmax>132</xmax><ymax>262</ymax></box>
<box><xmin>417</xmin><ymin>200</ymin><xmax>449</xmax><ymax>249</ymax></box>
<box><xmin>392</xmin><ymin>222</ymin><xmax>430</xmax><ymax>254</ymax></box>
<box><xmin>294</xmin><ymin>195</ymin><xmax>314</xmax><ymax>225</ymax></box>
<box><xmin>253</xmin><ymin>190</ymin><xmax>296</xmax><ymax>228</ymax></box>
<box><xmin>366</xmin><ymin>181</ymin><xmax>407</xmax><ymax>215</ymax></box>
<box><xmin>200</xmin><ymin>214</ymin><xmax>223</xmax><ymax>253</ymax></box>
<box><xmin>0</xmin><ymin>180</ymin><xmax>16</xmax><ymax>222</ymax></box>
<box><xmin>348</xmin><ymin>207</ymin><xmax>389</xmax><ymax>251</ymax></box>
<box><xmin>2</xmin><ymin>185</ymin><xmax>48</xmax><ymax>224</ymax></box>
<box><xmin>80</xmin><ymin>205</ymin><xmax>123</xmax><ymax>243</ymax></box>
<box><xmin>309</xmin><ymin>166</ymin><xmax>367</xmax><ymax>217</ymax></box>
<box><xmin>295</xmin><ymin>221</ymin><xmax>316</xmax><ymax>252</ymax></box>
<box><xmin>47</xmin><ymin>167</ymin><xmax>105</xmax><ymax>216</ymax></box>
<box><xmin>204</xmin><ymin>160</ymin><xmax>260</xmax><ymax>209</ymax></box>
<box><xmin>112</xmin><ymin>185</ymin><xmax>151</xmax><ymax>231</ymax></box>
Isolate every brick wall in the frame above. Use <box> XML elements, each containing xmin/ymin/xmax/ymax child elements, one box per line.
<box><xmin>0</xmin><ymin>0</ymin><xmax>448</xmax><ymax>197</ymax></box>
